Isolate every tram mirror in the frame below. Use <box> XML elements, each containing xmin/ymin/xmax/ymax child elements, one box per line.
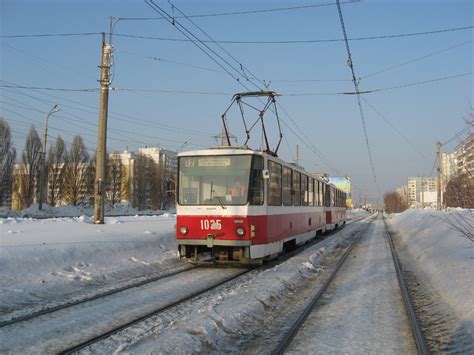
<box><xmin>262</xmin><ymin>169</ymin><xmax>270</xmax><ymax>179</ymax></box>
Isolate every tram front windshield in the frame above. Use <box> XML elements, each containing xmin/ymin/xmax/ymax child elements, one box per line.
<box><xmin>178</xmin><ymin>155</ymin><xmax>252</xmax><ymax>205</ymax></box>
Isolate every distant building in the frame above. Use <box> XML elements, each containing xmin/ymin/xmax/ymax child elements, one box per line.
<box><xmin>407</xmin><ymin>176</ymin><xmax>437</xmax><ymax>207</ymax></box>
<box><xmin>456</xmin><ymin>133</ymin><xmax>473</xmax><ymax>178</ymax></box>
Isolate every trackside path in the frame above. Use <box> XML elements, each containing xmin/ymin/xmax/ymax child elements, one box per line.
<box><xmin>286</xmin><ymin>216</ymin><xmax>417</xmax><ymax>354</ymax></box>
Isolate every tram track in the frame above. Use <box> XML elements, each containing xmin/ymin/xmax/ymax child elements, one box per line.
<box><xmin>59</xmin><ymin>267</ymin><xmax>253</xmax><ymax>354</ymax></box>
<box><xmin>270</xmin><ymin>213</ymin><xmax>377</xmax><ymax>355</ymax></box>
<box><xmin>2</xmin><ymin>214</ymin><xmax>374</xmax><ymax>354</ymax></box>
<box><xmin>0</xmin><ymin>263</ymin><xmax>197</xmax><ymax>328</ymax></box>
<box><xmin>64</xmin><ymin>216</ymin><xmax>373</xmax><ymax>354</ymax></box>
<box><xmin>1</xmin><ymin>266</ymin><xmax>251</xmax><ymax>354</ymax></box>
<box><xmin>59</xmin><ymin>222</ymin><xmax>357</xmax><ymax>354</ymax></box>
<box><xmin>271</xmin><ymin>213</ymin><xmax>428</xmax><ymax>355</ymax></box>
<box><xmin>383</xmin><ymin>215</ymin><xmax>428</xmax><ymax>355</ymax></box>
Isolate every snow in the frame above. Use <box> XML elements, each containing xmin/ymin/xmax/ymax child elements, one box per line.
<box><xmin>0</xmin><ymin>208</ymin><xmax>472</xmax><ymax>352</ymax></box>
<box><xmin>0</xmin><ymin>214</ymin><xmax>178</xmax><ymax>322</ymax></box>
<box><xmin>386</xmin><ymin>209</ymin><xmax>474</xmax><ymax>326</ymax></box>
<box><xmin>287</xmin><ymin>218</ymin><xmax>415</xmax><ymax>354</ymax></box>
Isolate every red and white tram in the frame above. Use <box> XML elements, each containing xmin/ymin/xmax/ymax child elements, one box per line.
<box><xmin>176</xmin><ymin>146</ymin><xmax>347</xmax><ymax>264</ymax></box>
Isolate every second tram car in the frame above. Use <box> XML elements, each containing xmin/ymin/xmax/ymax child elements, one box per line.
<box><xmin>176</xmin><ymin>146</ymin><xmax>346</xmax><ymax>264</ymax></box>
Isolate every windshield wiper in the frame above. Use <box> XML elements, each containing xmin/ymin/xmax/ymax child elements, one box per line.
<box><xmin>209</xmin><ymin>181</ymin><xmax>226</xmax><ymax>209</ymax></box>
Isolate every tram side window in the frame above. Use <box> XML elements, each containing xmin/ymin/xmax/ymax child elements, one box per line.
<box><xmin>249</xmin><ymin>156</ymin><xmax>264</xmax><ymax>205</ymax></box>
<box><xmin>308</xmin><ymin>178</ymin><xmax>314</xmax><ymax>206</ymax></box>
<box><xmin>315</xmin><ymin>181</ymin><xmax>318</xmax><ymax>206</ymax></box>
<box><xmin>325</xmin><ymin>184</ymin><xmax>331</xmax><ymax>207</ymax></box>
<box><xmin>293</xmin><ymin>171</ymin><xmax>301</xmax><ymax>206</ymax></box>
<box><xmin>302</xmin><ymin>175</ymin><xmax>308</xmax><ymax>206</ymax></box>
<box><xmin>282</xmin><ymin>166</ymin><xmax>292</xmax><ymax>206</ymax></box>
<box><xmin>267</xmin><ymin>161</ymin><xmax>282</xmax><ymax>206</ymax></box>
<box><xmin>318</xmin><ymin>182</ymin><xmax>322</xmax><ymax>207</ymax></box>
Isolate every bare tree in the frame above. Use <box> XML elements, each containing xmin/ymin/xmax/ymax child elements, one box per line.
<box><xmin>445</xmin><ymin>173</ymin><xmax>474</xmax><ymax>209</ymax></box>
<box><xmin>106</xmin><ymin>155</ymin><xmax>124</xmax><ymax>207</ymax></box>
<box><xmin>131</xmin><ymin>154</ymin><xmax>155</xmax><ymax>210</ymax></box>
<box><xmin>19</xmin><ymin>125</ymin><xmax>42</xmax><ymax>209</ymax></box>
<box><xmin>47</xmin><ymin>136</ymin><xmax>67</xmax><ymax>206</ymax></box>
<box><xmin>0</xmin><ymin>118</ymin><xmax>16</xmax><ymax>207</ymax></box>
<box><xmin>86</xmin><ymin>153</ymin><xmax>96</xmax><ymax>206</ymax></box>
<box><xmin>149</xmin><ymin>162</ymin><xmax>164</xmax><ymax>210</ymax></box>
<box><xmin>63</xmin><ymin>135</ymin><xmax>90</xmax><ymax>206</ymax></box>
<box><xmin>384</xmin><ymin>191</ymin><xmax>408</xmax><ymax>214</ymax></box>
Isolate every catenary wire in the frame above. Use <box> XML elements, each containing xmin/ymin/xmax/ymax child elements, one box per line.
<box><xmin>116</xmin><ymin>1</ymin><xmax>359</xmax><ymax>21</ymax></box>
<box><xmin>336</xmin><ymin>0</ymin><xmax>378</xmax><ymax>187</ymax></box>
<box><xmin>113</xmin><ymin>25</ymin><xmax>474</xmax><ymax>44</ymax></box>
<box><xmin>361</xmin><ymin>96</ymin><xmax>429</xmax><ymax>160</ymax></box>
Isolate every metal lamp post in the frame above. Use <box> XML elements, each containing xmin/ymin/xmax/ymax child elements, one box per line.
<box><xmin>38</xmin><ymin>104</ymin><xmax>60</xmax><ymax>210</ymax></box>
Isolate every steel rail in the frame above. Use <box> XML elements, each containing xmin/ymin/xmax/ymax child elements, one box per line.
<box><xmin>60</xmin><ymin>215</ymin><xmax>363</xmax><ymax>354</ymax></box>
<box><xmin>0</xmin><ymin>264</ymin><xmax>196</xmax><ymax>328</ymax></box>
<box><xmin>383</xmin><ymin>215</ymin><xmax>429</xmax><ymax>355</ymax></box>
<box><xmin>271</xmin><ymin>213</ymin><xmax>377</xmax><ymax>355</ymax></box>
<box><xmin>59</xmin><ymin>268</ymin><xmax>253</xmax><ymax>354</ymax></box>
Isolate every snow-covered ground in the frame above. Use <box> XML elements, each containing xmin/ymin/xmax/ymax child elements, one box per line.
<box><xmin>386</xmin><ymin>209</ymin><xmax>473</xmax><ymax>328</ymax></box>
<box><xmin>0</xmin><ymin>208</ymin><xmax>472</xmax><ymax>352</ymax></box>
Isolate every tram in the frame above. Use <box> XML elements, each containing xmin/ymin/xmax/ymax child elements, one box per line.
<box><xmin>175</xmin><ymin>146</ymin><xmax>347</xmax><ymax>264</ymax></box>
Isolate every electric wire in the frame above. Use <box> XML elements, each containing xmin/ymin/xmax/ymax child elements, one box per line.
<box><xmin>442</xmin><ymin>126</ymin><xmax>470</xmax><ymax>146</ymax></box>
<box><xmin>283</xmin><ymin>72</ymin><xmax>473</xmax><ymax>96</ymax></box>
<box><xmin>117</xmin><ymin>1</ymin><xmax>359</xmax><ymax>21</ymax></box>
<box><xmin>336</xmin><ymin>0</ymin><xmax>378</xmax><ymax>187</ymax></box>
<box><xmin>145</xmin><ymin>0</ymin><xmax>257</xmax><ymax>90</ymax></box>
<box><xmin>3</xmin><ymin>71</ymin><xmax>471</xmax><ymax>97</ymax></box>
<box><xmin>113</xmin><ymin>25</ymin><xmax>474</xmax><ymax>44</ymax></box>
<box><xmin>0</xmin><ymin>98</ymin><xmax>192</xmax><ymax>148</ymax></box>
<box><xmin>117</xmin><ymin>49</ymin><xmax>221</xmax><ymax>72</ymax></box>
<box><xmin>271</xmin><ymin>39</ymin><xmax>473</xmax><ymax>83</ymax></box>
<box><xmin>361</xmin><ymin>39</ymin><xmax>473</xmax><ymax>79</ymax></box>
<box><xmin>142</xmin><ymin>0</ymin><xmax>351</xmax><ymax>176</ymax></box>
<box><xmin>1</xmin><ymin>80</ymin><xmax>212</xmax><ymax>137</ymax></box>
<box><xmin>165</xmin><ymin>0</ymin><xmax>268</xmax><ymax>89</ymax></box>
<box><xmin>0</xmin><ymin>32</ymin><xmax>102</xmax><ymax>38</ymax></box>
<box><xmin>361</xmin><ymin>97</ymin><xmax>429</xmax><ymax>160</ymax></box>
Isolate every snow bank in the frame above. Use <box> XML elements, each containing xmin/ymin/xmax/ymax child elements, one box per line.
<box><xmin>387</xmin><ymin>209</ymin><xmax>473</xmax><ymax>323</ymax></box>
<box><xmin>0</xmin><ymin>215</ymin><xmax>177</xmax><ymax>320</ymax></box>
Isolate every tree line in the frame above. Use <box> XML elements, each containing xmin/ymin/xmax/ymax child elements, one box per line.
<box><xmin>0</xmin><ymin>118</ymin><xmax>174</xmax><ymax>211</ymax></box>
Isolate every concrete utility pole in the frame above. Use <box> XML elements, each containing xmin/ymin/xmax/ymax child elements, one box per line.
<box><xmin>38</xmin><ymin>104</ymin><xmax>60</xmax><ymax>210</ymax></box>
<box><xmin>436</xmin><ymin>141</ymin><xmax>442</xmax><ymax>210</ymax></box>
<box><xmin>94</xmin><ymin>33</ymin><xmax>112</xmax><ymax>224</ymax></box>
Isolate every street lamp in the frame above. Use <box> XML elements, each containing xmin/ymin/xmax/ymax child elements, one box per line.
<box><xmin>38</xmin><ymin>104</ymin><xmax>60</xmax><ymax>210</ymax></box>
<box><xmin>179</xmin><ymin>141</ymin><xmax>189</xmax><ymax>152</ymax></box>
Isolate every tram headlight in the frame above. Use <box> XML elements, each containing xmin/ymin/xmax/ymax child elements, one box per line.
<box><xmin>236</xmin><ymin>227</ymin><xmax>245</xmax><ymax>237</ymax></box>
<box><xmin>179</xmin><ymin>226</ymin><xmax>188</xmax><ymax>235</ymax></box>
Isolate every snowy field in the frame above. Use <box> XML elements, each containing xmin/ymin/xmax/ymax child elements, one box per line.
<box><xmin>1</xmin><ymin>208</ymin><xmax>472</xmax><ymax>352</ymax></box>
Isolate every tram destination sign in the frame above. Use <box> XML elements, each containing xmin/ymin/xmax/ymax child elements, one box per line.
<box><xmin>197</xmin><ymin>157</ymin><xmax>231</xmax><ymax>167</ymax></box>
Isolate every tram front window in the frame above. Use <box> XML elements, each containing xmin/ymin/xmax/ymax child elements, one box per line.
<box><xmin>178</xmin><ymin>155</ymin><xmax>252</xmax><ymax>205</ymax></box>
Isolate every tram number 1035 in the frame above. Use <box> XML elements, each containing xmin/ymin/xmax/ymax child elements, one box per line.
<box><xmin>200</xmin><ymin>219</ymin><xmax>222</xmax><ymax>230</ymax></box>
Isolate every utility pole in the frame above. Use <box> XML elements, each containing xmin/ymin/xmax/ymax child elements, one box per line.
<box><xmin>436</xmin><ymin>141</ymin><xmax>442</xmax><ymax>210</ymax></box>
<box><xmin>38</xmin><ymin>104</ymin><xmax>60</xmax><ymax>210</ymax></box>
<box><xmin>94</xmin><ymin>32</ymin><xmax>112</xmax><ymax>224</ymax></box>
